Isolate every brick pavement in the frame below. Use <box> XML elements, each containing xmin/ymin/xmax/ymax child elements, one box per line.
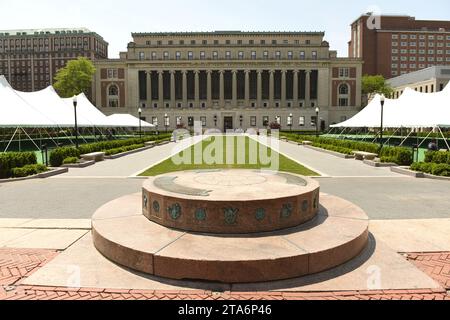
<box><xmin>1</xmin><ymin>248</ymin><xmax>449</xmax><ymax>300</ymax></box>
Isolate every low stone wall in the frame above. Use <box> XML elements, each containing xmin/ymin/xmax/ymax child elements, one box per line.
<box><xmin>0</xmin><ymin>167</ymin><xmax>68</xmax><ymax>184</ymax></box>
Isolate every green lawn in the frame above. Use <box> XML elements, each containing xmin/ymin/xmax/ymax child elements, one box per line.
<box><xmin>140</xmin><ymin>136</ymin><xmax>319</xmax><ymax>176</ymax></box>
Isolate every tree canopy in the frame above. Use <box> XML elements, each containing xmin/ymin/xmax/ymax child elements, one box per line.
<box><xmin>53</xmin><ymin>57</ymin><xmax>96</xmax><ymax>98</ymax></box>
<box><xmin>362</xmin><ymin>75</ymin><xmax>393</xmax><ymax>97</ymax></box>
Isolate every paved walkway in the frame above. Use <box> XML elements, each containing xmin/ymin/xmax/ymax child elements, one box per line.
<box><xmin>1</xmin><ymin>248</ymin><xmax>448</xmax><ymax>300</ymax></box>
<box><xmin>55</xmin><ymin>142</ymin><xmax>177</xmax><ymax>177</ymax></box>
<box><xmin>262</xmin><ymin>137</ymin><xmax>402</xmax><ymax>177</ymax></box>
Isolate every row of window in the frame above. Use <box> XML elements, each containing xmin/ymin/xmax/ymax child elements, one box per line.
<box><xmin>144</xmin><ymin>39</ymin><xmax>314</xmax><ymax>46</ymax></box>
<box><xmin>0</xmin><ymin>52</ymin><xmax>86</xmax><ymax>59</ymax></box>
<box><xmin>146</xmin><ymin>115</ymin><xmax>332</xmax><ymax>128</ymax></box>
<box><xmin>392</xmin><ymin>34</ymin><xmax>450</xmax><ymax>41</ymax></box>
<box><xmin>392</xmin><ymin>49</ymin><xmax>450</xmax><ymax>55</ymax></box>
<box><xmin>138</xmin><ymin>50</ymin><xmax>319</xmax><ymax>60</ymax></box>
<box><xmin>393</xmin><ymin>56</ymin><xmax>450</xmax><ymax>62</ymax></box>
<box><xmin>392</xmin><ymin>42</ymin><xmax>450</xmax><ymax>48</ymax></box>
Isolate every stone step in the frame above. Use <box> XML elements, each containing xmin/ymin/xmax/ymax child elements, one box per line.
<box><xmin>92</xmin><ymin>193</ymin><xmax>369</xmax><ymax>283</ymax></box>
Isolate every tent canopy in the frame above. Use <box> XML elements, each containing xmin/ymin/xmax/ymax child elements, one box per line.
<box><xmin>106</xmin><ymin>114</ymin><xmax>154</xmax><ymax>128</ymax></box>
<box><xmin>0</xmin><ymin>75</ymin><xmax>154</xmax><ymax>129</ymax></box>
<box><xmin>331</xmin><ymin>82</ymin><xmax>450</xmax><ymax>128</ymax></box>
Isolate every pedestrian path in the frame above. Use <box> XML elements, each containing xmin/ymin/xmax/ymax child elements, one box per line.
<box><xmin>261</xmin><ymin>137</ymin><xmax>404</xmax><ymax>178</ymax></box>
<box><xmin>54</xmin><ymin>136</ymin><xmax>206</xmax><ymax>178</ymax></box>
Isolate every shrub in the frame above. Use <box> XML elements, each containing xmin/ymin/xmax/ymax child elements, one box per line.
<box><xmin>63</xmin><ymin>157</ymin><xmax>78</xmax><ymax>165</ymax></box>
<box><xmin>380</xmin><ymin>156</ymin><xmax>396</xmax><ymax>164</ymax></box>
<box><xmin>0</xmin><ymin>152</ymin><xmax>37</xmax><ymax>178</ymax></box>
<box><xmin>431</xmin><ymin>163</ymin><xmax>450</xmax><ymax>177</ymax></box>
<box><xmin>425</xmin><ymin>151</ymin><xmax>450</xmax><ymax>164</ymax></box>
<box><xmin>104</xmin><ymin>144</ymin><xmax>145</xmax><ymax>156</ymax></box>
<box><xmin>11</xmin><ymin>164</ymin><xmax>47</xmax><ymax>178</ymax></box>
<box><xmin>410</xmin><ymin>162</ymin><xmax>433</xmax><ymax>174</ymax></box>
<box><xmin>50</xmin><ymin>147</ymin><xmax>80</xmax><ymax>167</ymax></box>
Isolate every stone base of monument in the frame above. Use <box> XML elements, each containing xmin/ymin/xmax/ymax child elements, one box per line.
<box><xmin>92</xmin><ymin>170</ymin><xmax>369</xmax><ymax>284</ymax></box>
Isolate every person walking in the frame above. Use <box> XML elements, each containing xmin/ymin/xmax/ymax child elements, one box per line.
<box><xmin>428</xmin><ymin>139</ymin><xmax>439</xmax><ymax>151</ymax></box>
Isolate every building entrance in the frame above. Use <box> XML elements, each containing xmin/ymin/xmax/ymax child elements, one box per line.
<box><xmin>224</xmin><ymin>117</ymin><xmax>233</xmax><ymax>132</ymax></box>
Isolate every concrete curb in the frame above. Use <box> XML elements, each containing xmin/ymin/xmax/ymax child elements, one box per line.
<box><xmin>104</xmin><ymin>145</ymin><xmax>154</xmax><ymax>160</ymax></box>
<box><xmin>303</xmin><ymin>145</ymin><xmax>355</xmax><ymax>159</ymax></box>
<box><xmin>61</xmin><ymin>160</ymin><xmax>95</xmax><ymax>168</ymax></box>
<box><xmin>363</xmin><ymin>160</ymin><xmax>397</xmax><ymax>168</ymax></box>
<box><xmin>390</xmin><ymin>166</ymin><xmax>424</xmax><ymax>178</ymax></box>
<box><xmin>423</xmin><ymin>173</ymin><xmax>450</xmax><ymax>181</ymax></box>
<box><xmin>0</xmin><ymin>167</ymin><xmax>68</xmax><ymax>184</ymax></box>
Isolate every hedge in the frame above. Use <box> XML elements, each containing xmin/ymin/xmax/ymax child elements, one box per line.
<box><xmin>49</xmin><ymin>135</ymin><xmax>172</xmax><ymax>167</ymax></box>
<box><xmin>411</xmin><ymin>162</ymin><xmax>450</xmax><ymax>177</ymax></box>
<box><xmin>11</xmin><ymin>164</ymin><xmax>48</xmax><ymax>178</ymax></box>
<box><xmin>104</xmin><ymin>144</ymin><xmax>145</xmax><ymax>156</ymax></box>
<box><xmin>0</xmin><ymin>152</ymin><xmax>37</xmax><ymax>178</ymax></box>
<box><xmin>63</xmin><ymin>157</ymin><xmax>79</xmax><ymax>165</ymax></box>
<box><xmin>282</xmin><ymin>133</ymin><xmax>412</xmax><ymax>165</ymax></box>
<box><xmin>425</xmin><ymin>151</ymin><xmax>450</xmax><ymax>164</ymax></box>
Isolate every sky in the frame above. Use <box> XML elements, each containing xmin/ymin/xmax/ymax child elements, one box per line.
<box><xmin>1</xmin><ymin>0</ymin><xmax>450</xmax><ymax>58</ymax></box>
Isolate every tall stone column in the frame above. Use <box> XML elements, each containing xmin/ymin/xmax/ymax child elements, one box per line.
<box><xmin>158</xmin><ymin>70</ymin><xmax>164</xmax><ymax>108</ymax></box>
<box><xmin>170</xmin><ymin>71</ymin><xmax>176</xmax><ymax>108</ymax></box>
<box><xmin>281</xmin><ymin>70</ymin><xmax>286</xmax><ymax>108</ymax></box>
<box><xmin>257</xmin><ymin>70</ymin><xmax>262</xmax><ymax>108</ymax></box>
<box><xmin>147</xmin><ymin>71</ymin><xmax>152</xmax><ymax>107</ymax></box>
<box><xmin>305</xmin><ymin>70</ymin><xmax>311</xmax><ymax>107</ymax></box>
<box><xmin>207</xmin><ymin>70</ymin><xmax>212</xmax><ymax>107</ymax></box>
<box><xmin>219</xmin><ymin>70</ymin><xmax>225</xmax><ymax>107</ymax></box>
<box><xmin>244</xmin><ymin>70</ymin><xmax>250</xmax><ymax>106</ymax></box>
<box><xmin>232</xmin><ymin>70</ymin><xmax>237</xmax><ymax>107</ymax></box>
<box><xmin>194</xmin><ymin>70</ymin><xmax>200</xmax><ymax>108</ymax></box>
<box><xmin>293</xmin><ymin>70</ymin><xmax>299</xmax><ymax>108</ymax></box>
<box><xmin>269</xmin><ymin>70</ymin><xmax>274</xmax><ymax>108</ymax></box>
<box><xmin>182</xmin><ymin>70</ymin><xmax>188</xmax><ymax>108</ymax></box>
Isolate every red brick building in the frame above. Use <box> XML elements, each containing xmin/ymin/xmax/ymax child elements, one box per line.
<box><xmin>349</xmin><ymin>14</ymin><xmax>450</xmax><ymax>78</ymax></box>
<box><xmin>0</xmin><ymin>28</ymin><xmax>108</xmax><ymax>92</ymax></box>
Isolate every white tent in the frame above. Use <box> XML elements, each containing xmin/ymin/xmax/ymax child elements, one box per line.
<box><xmin>62</xmin><ymin>93</ymin><xmax>112</xmax><ymax>128</ymax></box>
<box><xmin>106</xmin><ymin>114</ymin><xmax>154</xmax><ymax>128</ymax></box>
<box><xmin>331</xmin><ymin>83</ymin><xmax>450</xmax><ymax>128</ymax></box>
<box><xmin>1</xmin><ymin>75</ymin><xmax>154</xmax><ymax>129</ymax></box>
<box><xmin>0</xmin><ymin>85</ymin><xmax>58</xmax><ymax>128</ymax></box>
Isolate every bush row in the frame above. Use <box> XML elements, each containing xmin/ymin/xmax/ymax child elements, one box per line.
<box><xmin>11</xmin><ymin>164</ymin><xmax>48</xmax><ymax>178</ymax></box>
<box><xmin>50</xmin><ymin>135</ymin><xmax>171</xmax><ymax>167</ymax></box>
<box><xmin>0</xmin><ymin>152</ymin><xmax>37</xmax><ymax>178</ymax></box>
<box><xmin>282</xmin><ymin>133</ymin><xmax>413</xmax><ymax>165</ymax></box>
<box><xmin>424</xmin><ymin>151</ymin><xmax>450</xmax><ymax>164</ymax></box>
<box><xmin>104</xmin><ymin>144</ymin><xmax>145</xmax><ymax>156</ymax></box>
<box><xmin>411</xmin><ymin>162</ymin><xmax>450</xmax><ymax>177</ymax></box>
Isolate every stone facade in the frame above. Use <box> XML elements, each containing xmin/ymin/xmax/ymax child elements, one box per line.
<box><xmin>93</xmin><ymin>31</ymin><xmax>363</xmax><ymax>131</ymax></box>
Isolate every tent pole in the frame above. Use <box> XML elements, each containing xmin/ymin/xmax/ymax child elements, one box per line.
<box><xmin>437</xmin><ymin>126</ymin><xmax>450</xmax><ymax>150</ymax></box>
<box><xmin>384</xmin><ymin>127</ymin><xmax>400</xmax><ymax>146</ymax></box>
<box><xmin>337</xmin><ymin>127</ymin><xmax>347</xmax><ymax>139</ymax></box>
<box><xmin>417</xmin><ymin>130</ymin><xmax>434</xmax><ymax>149</ymax></box>
<box><xmin>400</xmin><ymin>129</ymin><xmax>415</xmax><ymax>147</ymax></box>
<box><xmin>4</xmin><ymin>127</ymin><xmax>19</xmax><ymax>153</ymax></box>
<box><xmin>20</xmin><ymin>127</ymin><xmax>42</xmax><ymax>152</ymax></box>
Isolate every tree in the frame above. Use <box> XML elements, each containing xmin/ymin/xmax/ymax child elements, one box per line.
<box><xmin>53</xmin><ymin>57</ymin><xmax>96</xmax><ymax>98</ymax></box>
<box><xmin>362</xmin><ymin>75</ymin><xmax>393</xmax><ymax>98</ymax></box>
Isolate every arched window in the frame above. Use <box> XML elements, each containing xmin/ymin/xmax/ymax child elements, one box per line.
<box><xmin>339</xmin><ymin>84</ymin><xmax>349</xmax><ymax>95</ymax></box>
<box><xmin>338</xmin><ymin>83</ymin><xmax>350</xmax><ymax>107</ymax></box>
<box><xmin>108</xmin><ymin>85</ymin><xmax>118</xmax><ymax>96</ymax></box>
<box><xmin>107</xmin><ymin>84</ymin><xmax>119</xmax><ymax>108</ymax></box>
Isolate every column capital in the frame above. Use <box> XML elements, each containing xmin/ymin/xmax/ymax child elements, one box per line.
<box><xmin>232</xmin><ymin>70</ymin><xmax>238</xmax><ymax>74</ymax></box>
<box><xmin>194</xmin><ymin>70</ymin><xmax>200</xmax><ymax>74</ymax></box>
<box><xmin>293</xmin><ymin>70</ymin><xmax>299</xmax><ymax>74</ymax></box>
<box><xmin>157</xmin><ymin>70</ymin><xmax>164</xmax><ymax>75</ymax></box>
<box><xmin>244</xmin><ymin>69</ymin><xmax>251</xmax><ymax>74</ymax></box>
<box><xmin>305</xmin><ymin>69</ymin><xmax>312</xmax><ymax>74</ymax></box>
<box><xmin>169</xmin><ymin>70</ymin><xmax>176</xmax><ymax>75</ymax></box>
<box><xmin>269</xmin><ymin>70</ymin><xmax>275</xmax><ymax>74</ymax></box>
<box><xmin>219</xmin><ymin>70</ymin><xmax>225</xmax><ymax>74</ymax></box>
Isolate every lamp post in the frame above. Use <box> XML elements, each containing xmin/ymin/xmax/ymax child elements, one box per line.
<box><xmin>239</xmin><ymin>115</ymin><xmax>243</xmax><ymax>128</ymax></box>
<box><xmin>315</xmin><ymin>107</ymin><xmax>320</xmax><ymax>137</ymax></box>
<box><xmin>379</xmin><ymin>95</ymin><xmax>385</xmax><ymax>153</ymax></box>
<box><xmin>164</xmin><ymin>113</ymin><xmax>169</xmax><ymax>133</ymax></box>
<box><xmin>138</xmin><ymin>107</ymin><xmax>142</xmax><ymax>139</ymax></box>
<box><xmin>73</xmin><ymin>96</ymin><xmax>79</xmax><ymax>149</ymax></box>
<box><xmin>289</xmin><ymin>113</ymin><xmax>293</xmax><ymax>132</ymax></box>
<box><xmin>214</xmin><ymin>115</ymin><xmax>218</xmax><ymax>127</ymax></box>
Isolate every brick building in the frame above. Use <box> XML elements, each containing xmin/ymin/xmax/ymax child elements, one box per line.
<box><xmin>93</xmin><ymin>31</ymin><xmax>363</xmax><ymax>131</ymax></box>
<box><xmin>349</xmin><ymin>14</ymin><xmax>450</xmax><ymax>78</ymax></box>
<box><xmin>0</xmin><ymin>28</ymin><xmax>108</xmax><ymax>92</ymax></box>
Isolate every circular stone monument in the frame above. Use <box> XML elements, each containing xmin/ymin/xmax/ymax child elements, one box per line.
<box><xmin>92</xmin><ymin>169</ymin><xmax>369</xmax><ymax>283</ymax></box>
